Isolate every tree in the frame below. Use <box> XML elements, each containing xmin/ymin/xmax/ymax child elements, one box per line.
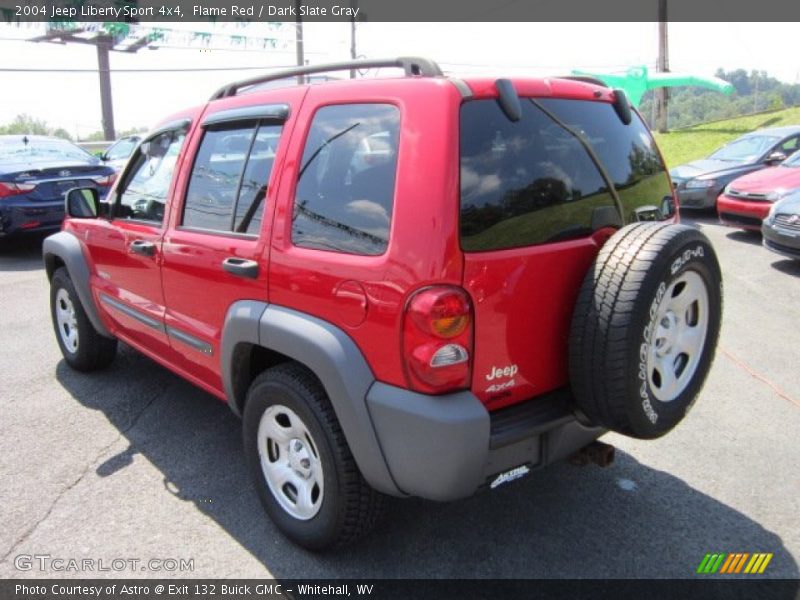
<box><xmin>639</xmin><ymin>68</ymin><xmax>800</xmax><ymax>129</ymax></box>
<box><xmin>0</xmin><ymin>114</ymin><xmax>73</xmax><ymax>140</ymax></box>
<box><xmin>0</xmin><ymin>114</ymin><xmax>50</xmax><ymax>136</ymax></box>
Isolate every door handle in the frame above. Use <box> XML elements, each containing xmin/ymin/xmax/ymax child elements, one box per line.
<box><xmin>129</xmin><ymin>239</ymin><xmax>156</xmax><ymax>257</ymax></box>
<box><xmin>222</xmin><ymin>257</ymin><xmax>259</xmax><ymax>279</ymax></box>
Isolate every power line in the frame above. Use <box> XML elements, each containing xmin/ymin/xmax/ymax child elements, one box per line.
<box><xmin>0</xmin><ymin>65</ymin><xmax>297</xmax><ymax>73</ymax></box>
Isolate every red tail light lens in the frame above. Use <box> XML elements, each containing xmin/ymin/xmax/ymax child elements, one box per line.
<box><xmin>672</xmin><ymin>189</ymin><xmax>681</xmax><ymax>222</ymax></box>
<box><xmin>403</xmin><ymin>286</ymin><xmax>473</xmax><ymax>394</ymax></box>
<box><xmin>0</xmin><ymin>182</ymin><xmax>36</xmax><ymax>198</ymax></box>
<box><xmin>93</xmin><ymin>173</ymin><xmax>117</xmax><ymax>187</ymax></box>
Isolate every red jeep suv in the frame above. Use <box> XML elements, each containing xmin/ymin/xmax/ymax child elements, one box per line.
<box><xmin>44</xmin><ymin>58</ymin><xmax>722</xmax><ymax>549</ymax></box>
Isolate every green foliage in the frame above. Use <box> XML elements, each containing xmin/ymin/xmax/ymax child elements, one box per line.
<box><xmin>0</xmin><ymin>114</ymin><xmax>149</xmax><ymax>143</ymax></box>
<box><xmin>50</xmin><ymin>128</ymin><xmax>73</xmax><ymax>141</ymax></box>
<box><xmin>82</xmin><ymin>126</ymin><xmax>148</xmax><ymax>142</ymax></box>
<box><xmin>640</xmin><ymin>69</ymin><xmax>800</xmax><ymax>131</ymax></box>
<box><xmin>83</xmin><ymin>131</ymin><xmax>107</xmax><ymax>142</ymax></box>
<box><xmin>654</xmin><ymin>106</ymin><xmax>800</xmax><ymax>167</ymax></box>
<box><xmin>0</xmin><ymin>114</ymin><xmax>73</xmax><ymax>140</ymax></box>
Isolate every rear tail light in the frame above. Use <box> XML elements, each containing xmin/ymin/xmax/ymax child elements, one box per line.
<box><xmin>0</xmin><ymin>182</ymin><xmax>36</xmax><ymax>198</ymax></box>
<box><xmin>402</xmin><ymin>286</ymin><xmax>473</xmax><ymax>394</ymax></box>
<box><xmin>93</xmin><ymin>173</ymin><xmax>117</xmax><ymax>187</ymax></box>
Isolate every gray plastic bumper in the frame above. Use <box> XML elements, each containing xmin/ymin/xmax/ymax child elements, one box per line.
<box><xmin>366</xmin><ymin>382</ymin><xmax>603</xmax><ymax>501</ymax></box>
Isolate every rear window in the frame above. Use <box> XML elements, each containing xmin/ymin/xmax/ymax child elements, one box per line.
<box><xmin>459</xmin><ymin>97</ymin><xmax>672</xmax><ymax>252</ymax></box>
<box><xmin>0</xmin><ymin>138</ymin><xmax>95</xmax><ymax>164</ymax></box>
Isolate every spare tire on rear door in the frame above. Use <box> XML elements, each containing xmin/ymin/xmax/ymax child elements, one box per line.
<box><xmin>569</xmin><ymin>222</ymin><xmax>722</xmax><ymax>439</ymax></box>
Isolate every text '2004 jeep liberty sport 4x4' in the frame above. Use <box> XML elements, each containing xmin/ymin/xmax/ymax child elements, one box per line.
<box><xmin>45</xmin><ymin>58</ymin><xmax>722</xmax><ymax>549</ymax></box>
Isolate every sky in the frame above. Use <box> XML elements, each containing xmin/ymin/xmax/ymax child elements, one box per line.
<box><xmin>1</xmin><ymin>22</ymin><xmax>798</xmax><ymax>138</ymax></box>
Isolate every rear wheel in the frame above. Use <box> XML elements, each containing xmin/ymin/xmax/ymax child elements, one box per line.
<box><xmin>243</xmin><ymin>363</ymin><xmax>384</xmax><ymax>549</ymax></box>
<box><xmin>50</xmin><ymin>267</ymin><xmax>117</xmax><ymax>371</ymax></box>
<box><xmin>569</xmin><ymin>222</ymin><xmax>722</xmax><ymax>439</ymax></box>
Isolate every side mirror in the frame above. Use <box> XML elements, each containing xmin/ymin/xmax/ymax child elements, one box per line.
<box><xmin>65</xmin><ymin>187</ymin><xmax>99</xmax><ymax>218</ymax></box>
<box><xmin>634</xmin><ymin>204</ymin><xmax>662</xmax><ymax>222</ymax></box>
<box><xmin>766</xmin><ymin>151</ymin><xmax>787</xmax><ymax>164</ymax></box>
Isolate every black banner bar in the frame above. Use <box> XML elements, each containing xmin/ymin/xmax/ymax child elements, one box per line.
<box><xmin>1</xmin><ymin>579</ymin><xmax>799</xmax><ymax>600</ymax></box>
<box><xmin>3</xmin><ymin>0</ymin><xmax>800</xmax><ymax>22</ymax></box>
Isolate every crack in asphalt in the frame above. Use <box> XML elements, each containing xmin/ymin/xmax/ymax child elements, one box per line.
<box><xmin>721</xmin><ymin>347</ymin><xmax>800</xmax><ymax>409</ymax></box>
<box><xmin>0</xmin><ymin>380</ymin><xmax>172</xmax><ymax>565</ymax></box>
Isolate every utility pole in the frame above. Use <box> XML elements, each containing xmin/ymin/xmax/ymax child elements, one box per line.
<box><xmin>96</xmin><ymin>36</ymin><xmax>116</xmax><ymax>141</ymax></box>
<box><xmin>31</xmin><ymin>24</ymin><xmax>160</xmax><ymax>141</ymax></box>
<box><xmin>655</xmin><ymin>0</ymin><xmax>669</xmax><ymax>133</ymax></box>
<box><xmin>295</xmin><ymin>0</ymin><xmax>305</xmax><ymax>85</ymax></box>
<box><xmin>753</xmin><ymin>72</ymin><xmax>759</xmax><ymax>112</ymax></box>
<box><xmin>350</xmin><ymin>0</ymin><xmax>358</xmax><ymax>79</ymax></box>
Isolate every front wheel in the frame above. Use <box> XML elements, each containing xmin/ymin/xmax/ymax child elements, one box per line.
<box><xmin>243</xmin><ymin>363</ymin><xmax>384</xmax><ymax>550</ymax></box>
<box><xmin>50</xmin><ymin>267</ymin><xmax>117</xmax><ymax>371</ymax></box>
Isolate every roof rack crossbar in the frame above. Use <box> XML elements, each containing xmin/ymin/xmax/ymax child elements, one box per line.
<box><xmin>210</xmin><ymin>56</ymin><xmax>443</xmax><ymax>100</ymax></box>
<box><xmin>557</xmin><ymin>75</ymin><xmax>610</xmax><ymax>88</ymax></box>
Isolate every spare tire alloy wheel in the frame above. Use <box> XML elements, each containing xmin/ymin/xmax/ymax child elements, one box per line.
<box><xmin>569</xmin><ymin>222</ymin><xmax>722</xmax><ymax>439</ymax></box>
<box><xmin>646</xmin><ymin>270</ymin><xmax>709</xmax><ymax>403</ymax></box>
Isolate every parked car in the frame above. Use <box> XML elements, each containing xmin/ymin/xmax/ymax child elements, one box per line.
<box><xmin>762</xmin><ymin>192</ymin><xmax>800</xmax><ymax>259</ymax></box>
<box><xmin>100</xmin><ymin>135</ymin><xmax>141</xmax><ymax>171</ymax></box>
<box><xmin>670</xmin><ymin>126</ymin><xmax>800</xmax><ymax>210</ymax></box>
<box><xmin>717</xmin><ymin>148</ymin><xmax>800</xmax><ymax>230</ymax></box>
<box><xmin>0</xmin><ymin>135</ymin><xmax>116</xmax><ymax>238</ymax></box>
<box><xmin>43</xmin><ymin>57</ymin><xmax>723</xmax><ymax>549</ymax></box>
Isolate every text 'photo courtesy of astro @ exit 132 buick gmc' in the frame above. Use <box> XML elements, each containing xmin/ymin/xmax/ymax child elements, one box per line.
<box><xmin>44</xmin><ymin>57</ymin><xmax>723</xmax><ymax>550</ymax></box>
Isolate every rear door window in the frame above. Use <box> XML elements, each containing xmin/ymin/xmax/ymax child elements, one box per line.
<box><xmin>292</xmin><ymin>103</ymin><xmax>400</xmax><ymax>256</ymax></box>
<box><xmin>460</xmin><ymin>98</ymin><xmax>672</xmax><ymax>252</ymax></box>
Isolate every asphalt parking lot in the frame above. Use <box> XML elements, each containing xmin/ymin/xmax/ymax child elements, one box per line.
<box><xmin>0</xmin><ymin>213</ymin><xmax>798</xmax><ymax>580</ymax></box>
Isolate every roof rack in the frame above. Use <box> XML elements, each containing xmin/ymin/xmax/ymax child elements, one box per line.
<box><xmin>557</xmin><ymin>75</ymin><xmax>609</xmax><ymax>88</ymax></box>
<box><xmin>210</xmin><ymin>56</ymin><xmax>443</xmax><ymax>100</ymax></box>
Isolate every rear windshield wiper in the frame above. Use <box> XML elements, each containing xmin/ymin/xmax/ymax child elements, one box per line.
<box><xmin>528</xmin><ymin>98</ymin><xmax>626</xmax><ymax>224</ymax></box>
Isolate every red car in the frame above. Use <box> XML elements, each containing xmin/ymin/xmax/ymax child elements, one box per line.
<box><xmin>43</xmin><ymin>58</ymin><xmax>723</xmax><ymax>549</ymax></box>
<box><xmin>717</xmin><ymin>150</ymin><xmax>800</xmax><ymax>231</ymax></box>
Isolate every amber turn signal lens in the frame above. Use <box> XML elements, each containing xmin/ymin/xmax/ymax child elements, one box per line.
<box><xmin>431</xmin><ymin>314</ymin><xmax>468</xmax><ymax>338</ymax></box>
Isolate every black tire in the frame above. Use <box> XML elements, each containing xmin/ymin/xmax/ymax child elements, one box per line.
<box><xmin>243</xmin><ymin>363</ymin><xmax>384</xmax><ymax>550</ymax></box>
<box><xmin>569</xmin><ymin>222</ymin><xmax>722</xmax><ymax>439</ymax></box>
<box><xmin>50</xmin><ymin>267</ymin><xmax>118</xmax><ymax>371</ymax></box>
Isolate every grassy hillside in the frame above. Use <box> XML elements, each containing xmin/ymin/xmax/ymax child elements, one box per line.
<box><xmin>654</xmin><ymin>106</ymin><xmax>800</xmax><ymax>168</ymax></box>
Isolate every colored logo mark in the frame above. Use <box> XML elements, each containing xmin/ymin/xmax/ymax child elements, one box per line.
<box><xmin>697</xmin><ymin>553</ymin><xmax>773</xmax><ymax>574</ymax></box>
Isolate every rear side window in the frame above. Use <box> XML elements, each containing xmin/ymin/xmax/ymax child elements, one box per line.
<box><xmin>183</xmin><ymin>122</ymin><xmax>281</xmax><ymax>235</ymax></box>
<box><xmin>292</xmin><ymin>104</ymin><xmax>399</xmax><ymax>256</ymax></box>
<box><xmin>459</xmin><ymin>98</ymin><xmax>672</xmax><ymax>252</ymax></box>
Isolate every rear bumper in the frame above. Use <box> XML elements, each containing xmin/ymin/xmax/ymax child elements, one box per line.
<box><xmin>717</xmin><ymin>194</ymin><xmax>771</xmax><ymax>231</ymax></box>
<box><xmin>366</xmin><ymin>383</ymin><xmax>603</xmax><ymax>501</ymax></box>
<box><xmin>0</xmin><ymin>201</ymin><xmax>64</xmax><ymax>237</ymax></box>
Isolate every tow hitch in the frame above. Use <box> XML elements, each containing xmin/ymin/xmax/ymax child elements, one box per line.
<box><xmin>569</xmin><ymin>440</ymin><xmax>615</xmax><ymax>467</ymax></box>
